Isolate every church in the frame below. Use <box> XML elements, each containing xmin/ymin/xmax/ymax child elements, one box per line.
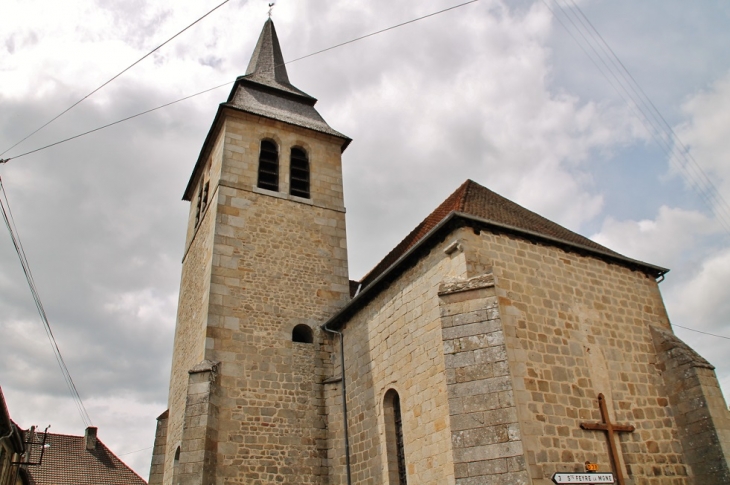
<box><xmin>147</xmin><ymin>19</ymin><xmax>730</xmax><ymax>485</ymax></box>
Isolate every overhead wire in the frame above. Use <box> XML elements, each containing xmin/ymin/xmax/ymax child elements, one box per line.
<box><xmin>564</xmin><ymin>0</ymin><xmax>730</xmax><ymax>230</ymax></box>
<box><xmin>2</xmin><ymin>1</ymin><xmax>728</xmax><ymax>346</ymax></box>
<box><xmin>672</xmin><ymin>324</ymin><xmax>730</xmax><ymax>341</ymax></box>
<box><xmin>0</xmin><ymin>0</ymin><xmax>234</xmax><ymax>158</ymax></box>
<box><xmin>0</xmin><ymin>0</ymin><xmax>483</xmax><ymax>164</ymax></box>
<box><xmin>117</xmin><ymin>446</ymin><xmax>154</xmax><ymax>457</ymax></box>
<box><xmin>0</xmin><ymin>177</ymin><xmax>93</xmax><ymax>427</ymax></box>
<box><xmin>567</xmin><ymin>0</ymin><xmax>730</xmax><ymax>222</ymax></box>
<box><xmin>546</xmin><ymin>0</ymin><xmax>730</xmax><ymax>234</ymax></box>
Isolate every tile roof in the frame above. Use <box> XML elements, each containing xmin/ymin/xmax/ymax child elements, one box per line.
<box><xmin>358</xmin><ymin>179</ymin><xmax>664</xmax><ymax>289</ymax></box>
<box><xmin>327</xmin><ymin>179</ymin><xmax>667</xmax><ymax>330</ymax></box>
<box><xmin>23</xmin><ymin>429</ymin><xmax>146</xmax><ymax>485</ymax></box>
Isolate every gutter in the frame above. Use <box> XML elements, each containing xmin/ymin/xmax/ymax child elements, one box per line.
<box><xmin>321</xmin><ymin>323</ymin><xmax>352</xmax><ymax>485</ymax></box>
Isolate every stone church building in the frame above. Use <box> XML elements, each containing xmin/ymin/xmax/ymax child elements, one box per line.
<box><xmin>148</xmin><ymin>19</ymin><xmax>730</xmax><ymax>485</ymax></box>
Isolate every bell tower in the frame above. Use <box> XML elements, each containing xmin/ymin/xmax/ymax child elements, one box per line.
<box><xmin>150</xmin><ymin>19</ymin><xmax>351</xmax><ymax>485</ymax></box>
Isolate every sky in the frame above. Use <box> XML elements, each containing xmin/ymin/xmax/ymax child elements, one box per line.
<box><xmin>1</xmin><ymin>0</ymin><xmax>729</xmax><ymax>477</ymax></box>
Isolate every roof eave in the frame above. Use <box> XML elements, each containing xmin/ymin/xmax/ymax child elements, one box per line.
<box><xmin>323</xmin><ymin>211</ymin><xmax>669</xmax><ymax>330</ymax></box>
<box><xmin>455</xmin><ymin>211</ymin><xmax>670</xmax><ymax>276</ymax></box>
<box><xmin>221</xmin><ymin>103</ymin><xmax>352</xmax><ymax>150</ymax></box>
<box><xmin>183</xmin><ymin>105</ymin><xmax>227</xmax><ymax>201</ymax></box>
<box><xmin>234</xmin><ymin>77</ymin><xmax>318</xmax><ymax>106</ymax></box>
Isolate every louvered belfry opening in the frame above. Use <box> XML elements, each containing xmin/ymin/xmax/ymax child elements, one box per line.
<box><xmin>289</xmin><ymin>147</ymin><xmax>310</xmax><ymax>198</ymax></box>
<box><xmin>257</xmin><ymin>139</ymin><xmax>279</xmax><ymax>191</ymax></box>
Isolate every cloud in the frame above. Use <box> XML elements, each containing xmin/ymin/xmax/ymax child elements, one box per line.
<box><xmin>591</xmin><ymin>205</ymin><xmax>716</xmax><ymax>268</ymax></box>
<box><xmin>2</xmin><ymin>0</ymin><xmax>730</xmax><ymax>478</ymax></box>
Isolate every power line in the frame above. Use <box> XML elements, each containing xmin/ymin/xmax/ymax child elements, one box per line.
<box><xmin>563</xmin><ymin>0</ymin><xmax>730</xmax><ymax>227</ymax></box>
<box><xmin>285</xmin><ymin>0</ymin><xmax>482</xmax><ymax>66</ymax></box>
<box><xmin>2</xmin><ymin>83</ymin><xmax>232</xmax><ymax>162</ymax></box>
<box><xmin>0</xmin><ymin>0</ymin><xmax>234</xmax><ymax>158</ymax></box>
<box><xmin>118</xmin><ymin>446</ymin><xmax>154</xmax><ymax>457</ymax></box>
<box><xmin>1</xmin><ymin>0</ymin><xmax>483</xmax><ymax>164</ymax></box>
<box><xmin>672</xmin><ymin>324</ymin><xmax>730</xmax><ymax>341</ymax></box>
<box><xmin>0</xmin><ymin>176</ymin><xmax>93</xmax><ymax>427</ymax></box>
<box><xmin>546</xmin><ymin>0</ymin><xmax>730</xmax><ymax>234</ymax></box>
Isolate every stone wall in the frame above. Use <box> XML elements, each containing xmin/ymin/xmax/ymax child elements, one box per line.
<box><xmin>163</xmin><ymin>180</ymin><xmax>217</xmax><ymax>484</ymax></box>
<box><xmin>465</xmin><ymin>228</ymin><xmax>693</xmax><ymax>485</ymax></box>
<box><xmin>652</xmin><ymin>325</ymin><xmax>730</xmax><ymax>484</ymax></box>
<box><xmin>148</xmin><ymin>410</ymin><xmax>169</xmax><ymax>485</ymax></box>
<box><xmin>439</xmin><ymin>274</ymin><xmax>530</xmax><ymax>485</ymax></box>
<box><xmin>198</xmin><ymin>112</ymin><xmax>349</xmax><ymax>484</ymax></box>
<box><xmin>333</xmin><ymin>234</ymin><xmax>469</xmax><ymax>484</ymax></box>
<box><xmin>177</xmin><ymin>361</ymin><xmax>220</xmax><ymax>485</ymax></box>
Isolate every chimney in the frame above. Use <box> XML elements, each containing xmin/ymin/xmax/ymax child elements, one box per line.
<box><xmin>84</xmin><ymin>426</ymin><xmax>98</xmax><ymax>451</ymax></box>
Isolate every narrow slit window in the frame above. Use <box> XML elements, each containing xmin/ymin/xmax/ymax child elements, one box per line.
<box><xmin>257</xmin><ymin>140</ymin><xmax>279</xmax><ymax>191</ymax></box>
<box><xmin>194</xmin><ymin>181</ymin><xmax>204</xmax><ymax>227</ymax></box>
<box><xmin>289</xmin><ymin>147</ymin><xmax>310</xmax><ymax>198</ymax></box>
<box><xmin>384</xmin><ymin>389</ymin><xmax>407</xmax><ymax>485</ymax></box>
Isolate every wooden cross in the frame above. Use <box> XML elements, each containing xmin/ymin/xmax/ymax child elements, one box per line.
<box><xmin>580</xmin><ymin>393</ymin><xmax>635</xmax><ymax>485</ymax></box>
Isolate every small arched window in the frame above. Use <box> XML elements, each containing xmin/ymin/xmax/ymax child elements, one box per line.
<box><xmin>384</xmin><ymin>389</ymin><xmax>407</xmax><ymax>485</ymax></box>
<box><xmin>292</xmin><ymin>324</ymin><xmax>313</xmax><ymax>344</ymax></box>
<box><xmin>257</xmin><ymin>140</ymin><xmax>279</xmax><ymax>191</ymax></box>
<box><xmin>289</xmin><ymin>147</ymin><xmax>310</xmax><ymax>199</ymax></box>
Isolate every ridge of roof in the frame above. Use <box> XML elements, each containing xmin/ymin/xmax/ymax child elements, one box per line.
<box><xmin>358</xmin><ymin>179</ymin><xmax>661</xmax><ymax>290</ymax></box>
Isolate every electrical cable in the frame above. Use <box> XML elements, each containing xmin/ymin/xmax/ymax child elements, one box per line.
<box><xmin>547</xmin><ymin>0</ymin><xmax>730</xmax><ymax>234</ymax></box>
<box><xmin>285</xmin><ymin>0</ymin><xmax>481</xmax><ymax>66</ymax></box>
<box><xmin>0</xmin><ymin>0</ymin><xmax>234</xmax><ymax>158</ymax></box>
<box><xmin>2</xmin><ymin>83</ymin><xmax>232</xmax><ymax>162</ymax></box>
<box><xmin>562</xmin><ymin>0</ymin><xmax>730</xmax><ymax>226</ymax></box>
<box><xmin>0</xmin><ymin>0</ymin><xmax>482</xmax><ymax>164</ymax></box>
<box><xmin>0</xmin><ymin>176</ymin><xmax>93</xmax><ymax>427</ymax></box>
<box><xmin>117</xmin><ymin>446</ymin><xmax>154</xmax><ymax>457</ymax></box>
<box><xmin>671</xmin><ymin>324</ymin><xmax>730</xmax><ymax>341</ymax></box>
<box><xmin>566</xmin><ymin>0</ymin><xmax>730</xmax><ymax>225</ymax></box>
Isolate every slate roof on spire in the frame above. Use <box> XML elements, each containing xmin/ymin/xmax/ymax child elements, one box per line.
<box><xmin>222</xmin><ymin>19</ymin><xmax>349</xmax><ymax>142</ymax></box>
<box><xmin>240</xmin><ymin>18</ymin><xmax>315</xmax><ymax>101</ymax></box>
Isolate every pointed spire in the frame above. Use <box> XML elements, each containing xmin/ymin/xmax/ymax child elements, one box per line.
<box><xmin>245</xmin><ymin>19</ymin><xmax>290</xmax><ymax>85</ymax></box>
<box><xmin>238</xmin><ymin>19</ymin><xmax>316</xmax><ymax>102</ymax></box>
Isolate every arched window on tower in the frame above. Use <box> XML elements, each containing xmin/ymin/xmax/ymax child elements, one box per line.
<box><xmin>289</xmin><ymin>147</ymin><xmax>310</xmax><ymax>199</ymax></box>
<box><xmin>384</xmin><ymin>389</ymin><xmax>407</xmax><ymax>485</ymax></box>
<box><xmin>292</xmin><ymin>324</ymin><xmax>313</xmax><ymax>343</ymax></box>
<box><xmin>257</xmin><ymin>140</ymin><xmax>279</xmax><ymax>191</ymax></box>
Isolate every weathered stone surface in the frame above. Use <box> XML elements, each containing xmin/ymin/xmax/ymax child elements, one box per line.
<box><xmin>652</xmin><ymin>326</ymin><xmax>730</xmax><ymax>485</ymax></box>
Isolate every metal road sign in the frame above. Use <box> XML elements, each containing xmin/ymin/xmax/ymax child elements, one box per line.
<box><xmin>552</xmin><ymin>472</ymin><xmax>615</xmax><ymax>484</ymax></box>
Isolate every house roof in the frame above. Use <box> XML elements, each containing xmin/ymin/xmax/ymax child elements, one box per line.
<box><xmin>326</xmin><ymin>179</ymin><xmax>668</xmax><ymax>329</ymax></box>
<box><xmin>24</xmin><ymin>429</ymin><xmax>147</xmax><ymax>485</ymax></box>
